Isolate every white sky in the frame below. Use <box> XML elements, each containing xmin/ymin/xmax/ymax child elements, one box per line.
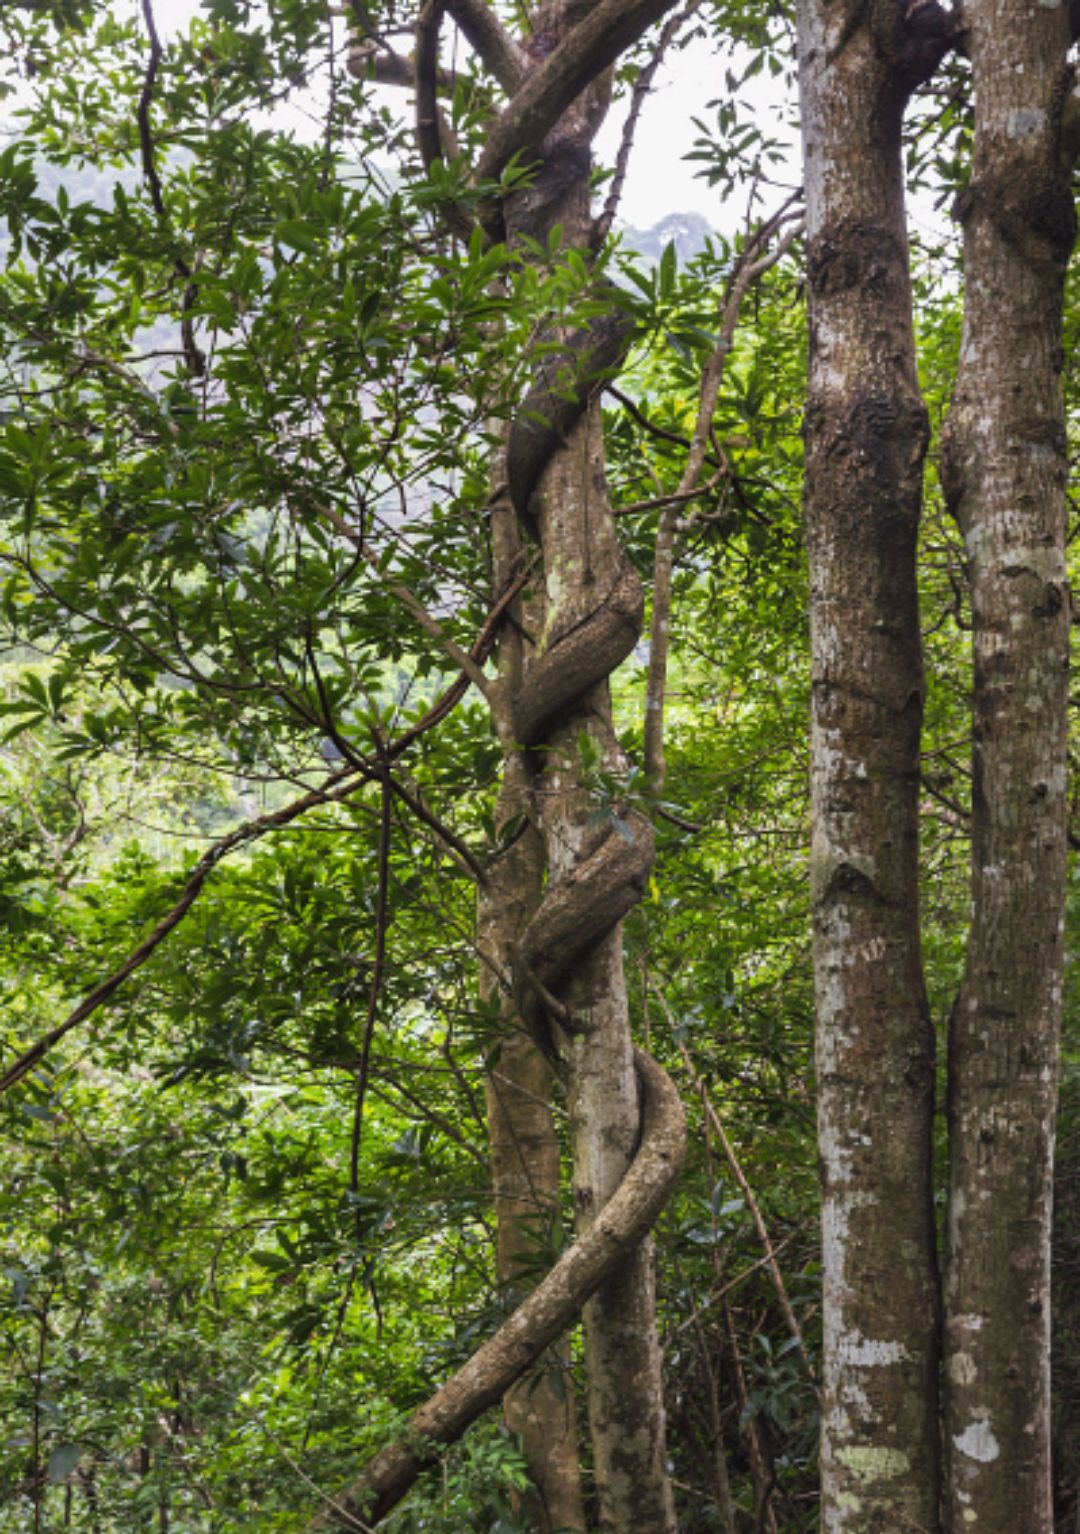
<box><xmin>595</xmin><ymin>51</ymin><xmax>799</xmax><ymax>231</ymax></box>
<box><xmin>150</xmin><ymin>0</ymin><xmax>796</xmax><ymax>230</ymax></box>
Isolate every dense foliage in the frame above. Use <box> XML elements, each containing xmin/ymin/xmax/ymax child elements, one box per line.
<box><xmin>0</xmin><ymin>1</ymin><xmax>1077</xmax><ymax>1531</ymax></box>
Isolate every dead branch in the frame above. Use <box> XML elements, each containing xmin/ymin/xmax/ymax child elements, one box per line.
<box><xmin>595</xmin><ymin>0</ymin><xmax>705</xmax><ymax>244</ymax></box>
<box><xmin>678</xmin><ymin>1041</ymin><xmax>818</xmax><ymax>1396</ymax></box>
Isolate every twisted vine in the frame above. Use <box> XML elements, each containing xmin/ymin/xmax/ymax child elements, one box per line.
<box><xmin>505</xmin><ymin>292</ymin><xmax>637</xmax><ymax>540</ymax></box>
<box><xmin>311</xmin><ymin>288</ymin><xmax>685</xmax><ymax>1531</ymax></box>
<box><xmin>319</xmin><ymin>8</ymin><xmax>682</xmax><ymax>1508</ymax></box>
<box><xmin>498</xmin><ymin>281</ymin><xmax>655</xmax><ymax>1031</ymax></box>
<box><xmin>311</xmin><ymin>1051</ymin><xmax>685</xmax><ymax>1529</ymax></box>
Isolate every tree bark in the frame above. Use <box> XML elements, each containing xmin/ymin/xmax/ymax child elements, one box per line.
<box><xmin>539</xmin><ymin>425</ymin><xmax>673</xmax><ymax>1534</ymax></box>
<box><xmin>480</xmin><ymin>491</ymin><xmax>587</xmax><ymax>1534</ymax></box>
<box><xmin>501</xmin><ymin>75</ymin><xmax>678</xmax><ymax>1532</ymax></box>
<box><xmin>347</xmin><ymin>2</ymin><xmax>685</xmax><ymax>1524</ymax></box>
<box><xmin>796</xmin><ymin>2</ymin><xmax>946</xmax><ymax>1527</ymax></box>
<box><xmin>938</xmin><ymin>4</ymin><xmax>1075</xmax><ymax>1526</ymax></box>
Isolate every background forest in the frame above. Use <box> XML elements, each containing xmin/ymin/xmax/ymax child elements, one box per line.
<box><xmin>1</xmin><ymin>0</ymin><xmax>1079</xmax><ymax>1530</ymax></box>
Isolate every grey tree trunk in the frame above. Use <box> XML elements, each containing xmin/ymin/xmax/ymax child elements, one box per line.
<box><xmin>939</xmin><ymin>3</ymin><xmax>1076</xmax><ymax>1525</ymax></box>
<box><xmin>796</xmin><ymin>3</ymin><xmax>947</xmax><ymax>1528</ymax></box>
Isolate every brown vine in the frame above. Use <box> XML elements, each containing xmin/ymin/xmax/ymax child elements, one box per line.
<box><xmin>312</xmin><ymin>0</ymin><xmax>678</xmax><ymax>1511</ymax></box>
<box><xmin>310</xmin><ymin>1049</ymin><xmax>686</xmax><ymax>1528</ymax></box>
<box><xmin>312</xmin><ymin>204</ymin><xmax>683</xmax><ymax>1534</ymax></box>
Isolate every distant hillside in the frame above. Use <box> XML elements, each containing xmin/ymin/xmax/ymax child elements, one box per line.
<box><xmin>619</xmin><ymin>210</ymin><xmax>717</xmax><ymax>265</ymax></box>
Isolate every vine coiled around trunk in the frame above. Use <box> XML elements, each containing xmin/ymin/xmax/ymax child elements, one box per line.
<box><xmin>312</xmin><ymin>287</ymin><xmax>685</xmax><ymax>1531</ymax></box>
<box><xmin>505</xmin><ymin>293</ymin><xmax>636</xmax><ymax>539</ymax></box>
<box><xmin>310</xmin><ymin>1051</ymin><xmax>685</xmax><ymax>1529</ymax></box>
<box><xmin>502</xmin><ymin>291</ymin><xmax>654</xmax><ymax>1053</ymax></box>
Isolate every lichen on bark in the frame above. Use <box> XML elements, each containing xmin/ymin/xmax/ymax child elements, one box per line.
<box><xmin>796</xmin><ymin>0</ymin><xmax>949</xmax><ymax>1527</ymax></box>
<box><xmin>938</xmin><ymin>4</ymin><xmax>1075</xmax><ymax>1526</ymax></box>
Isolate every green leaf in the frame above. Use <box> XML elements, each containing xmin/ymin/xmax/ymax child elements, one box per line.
<box><xmin>658</xmin><ymin>239</ymin><xmax>677</xmax><ymax>300</ymax></box>
<box><xmin>274</xmin><ymin>219</ymin><xmax>320</xmax><ymax>253</ymax></box>
<box><xmin>251</xmin><ymin>1250</ymin><xmax>293</xmax><ymax>1272</ymax></box>
<box><xmin>46</xmin><ymin>1445</ymin><xmax>81</xmax><ymax>1482</ymax></box>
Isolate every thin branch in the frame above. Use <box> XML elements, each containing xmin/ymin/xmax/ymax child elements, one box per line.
<box><xmin>347</xmin><ymin>19</ymin><xmax>463</xmax><ymax>161</ymax></box>
<box><xmin>367</xmin><ymin>1069</ymin><xmax>490</xmax><ymax>1171</ymax></box>
<box><xmin>301</xmin><ymin>493</ymin><xmax>496</xmax><ymax>707</ymax></box>
<box><xmin>644</xmin><ymin>208</ymin><xmax>802</xmax><ymax>787</ymax></box>
<box><xmin>136</xmin><ymin>0</ymin><xmax>168</xmax><ymax>222</ymax></box>
<box><xmin>510</xmin><ymin>941</ymin><xmax>574</xmax><ymax>1044</ymax></box>
<box><xmin>612</xmin><ymin>470</ymin><xmax>725</xmax><ymax>519</ymax></box>
<box><xmin>664</xmin><ymin>1231</ymin><xmax>801</xmax><ymax>1344</ymax></box>
<box><xmin>345</xmin><ymin>0</ymin><xmax>507</xmax><ymax>105</ymax></box>
<box><xmin>921</xmin><ymin>770</ymin><xmax>970</xmax><ymax>828</ymax></box>
<box><xmin>348</xmin><ymin>41</ymin><xmax>457</xmax><ymax>94</ymax></box>
<box><xmin>722</xmin><ymin>1295</ymin><xmax>778</xmax><ymax>1534</ymax></box>
<box><xmin>0</xmin><ymin>568</ymin><xmax>529</xmax><ymax>1095</ymax></box>
<box><xmin>595</xmin><ymin>0</ymin><xmax>704</xmax><ymax>244</ymax></box>
<box><xmin>349</xmin><ymin>769</ymin><xmax>393</xmax><ymax>1196</ymax></box>
<box><xmin>415</xmin><ymin>0</ymin><xmax>448</xmax><ymax>171</ymax></box>
<box><xmin>250</xmin><ymin>1410</ymin><xmax>374</xmax><ymax>1533</ymax></box>
<box><xmin>677</xmin><ymin>1040</ymin><xmax>819</xmax><ymax>1397</ymax></box>
<box><xmin>386</xmin><ymin>771</ymin><xmax>489</xmax><ymax>884</ymax></box>
<box><xmin>655</xmin><ymin>803</ymin><xmax>703</xmax><ymax>834</ymax></box>
<box><xmin>136</xmin><ymin>0</ymin><xmax>205</xmax><ymax>375</ymax></box>
<box><xmin>608</xmin><ymin>385</ymin><xmax>701</xmax><ymax>453</ymax></box>
<box><xmin>410</xmin><ymin>0</ymin><xmax>475</xmax><ymax>241</ymax></box>
<box><xmin>688</xmin><ymin>1291</ymin><xmax>739</xmax><ymax>1534</ymax></box>
<box><xmin>0</xmin><ymin>765</ymin><xmax>359</xmax><ymax>1096</ymax></box>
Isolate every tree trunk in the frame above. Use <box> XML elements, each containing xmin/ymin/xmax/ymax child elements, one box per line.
<box><xmin>796</xmin><ymin>3</ymin><xmax>946</xmax><ymax>1527</ymax></box>
<box><xmin>537</xmin><ymin>421</ymin><xmax>672</xmax><ymax>1534</ymax></box>
<box><xmin>501</xmin><ymin>76</ymin><xmax>677</xmax><ymax>1531</ymax></box>
<box><xmin>481</xmin><ymin>498</ymin><xmax>587</xmax><ymax>1532</ymax></box>
<box><xmin>483</xmin><ymin>1032</ymin><xmax>585</xmax><ymax>1534</ymax></box>
<box><xmin>938</xmin><ymin>4</ymin><xmax>1075</xmax><ymax>1526</ymax></box>
<box><xmin>327</xmin><ymin>0</ymin><xmax>687</xmax><ymax>1525</ymax></box>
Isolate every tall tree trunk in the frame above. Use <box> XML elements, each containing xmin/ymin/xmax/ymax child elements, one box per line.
<box><xmin>480</xmin><ymin>492</ymin><xmax>586</xmax><ymax>1533</ymax></box>
<box><xmin>538</xmin><ymin>420</ymin><xmax>672</xmax><ymax>1534</ymax></box>
<box><xmin>342</xmin><ymin>1</ymin><xmax>685</xmax><ymax>1524</ymax></box>
<box><xmin>796</xmin><ymin>3</ymin><xmax>947</xmax><ymax>1527</ymax></box>
<box><xmin>501</xmin><ymin>71</ymin><xmax>677</xmax><ymax>1534</ymax></box>
<box><xmin>939</xmin><ymin>4</ymin><xmax>1075</xmax><ymax>1526</ymax></box>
